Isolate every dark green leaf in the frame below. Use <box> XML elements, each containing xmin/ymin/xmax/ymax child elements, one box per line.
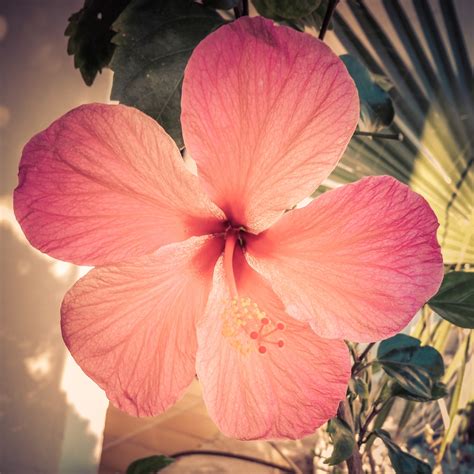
<box><xmin>253</xmin><ymin>0</ymin><xmax>321</xmax><ymax>20</ymax></box>
<box><xmin>203</xmin><ymin>0</ymin><xmax>239</xmax><ymax>9</ymax></box>
<box><xmin>324</xmin><ymin>417</ymin><xmax>355</xmax><ymax>466</ymax></box>
<box><xmin>354</xmin><ymin>378</ymin><xmax>370</xmax><ymax>400</ymax></box>
<box><xmin>375</xmin><ymin>430</ymin><xmax>432</xmax><ymax>474</ymax></box>
<box><xmin>377</xmin><ymin>334</ymin><xmax>420</xmax><ymax>360</ymax></box>
<box><xmin>391</xmin><ymin>380</ymin><xmax>448</xmax><ymax>402</ymax></box>
<box><xmin>110</xmin><ymin>0</ymin><xmax>226</xmax><ymax>147</ymax></box>
<box><xmin>377</xmin><ymin>335</ymin><xmax>445</xmax><ymax>400</ymax></box>
<box><xmin>65</xmin><ymin>0</ymin><xmax>131</xmax><ymax>86</ymax></box>
<box><xmin>302</xmin><ymin>0</ymin><xmax>333</xmax><ymax>31</ymax></box>
<box><xmin>428</xmin><ymin>272</ymin><xmax>474</xmax><ymax>328</ymax></box>
<box><xmin>340</xmin><ymin>54</ymin><xmax>394</xmax><ymax>131</ymax></box>
<box><xmin>380</xmin><ymin>360</ymin><xmax>433</xmax><ymax>398</ymax></box>
<box><xmin>126</xmin><ymin>455</ymin><xmax>174</xmax><ymax>474</ymax></box>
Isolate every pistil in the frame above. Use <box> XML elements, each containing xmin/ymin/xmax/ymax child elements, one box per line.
<box><xmin>223</xmin><ymin>229</ymin><xmax>239</xmax><ymax>297</ymax></box>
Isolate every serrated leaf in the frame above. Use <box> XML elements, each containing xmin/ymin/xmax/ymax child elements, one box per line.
<box><xmin>110</xmin><ymin>0</ymin><xmax>226</xmax><ymax>148</ymax></box>
<box><xmin>324</xmin><ymin>417</ymin><xmax>355</xmax><ymax>466</ymax></box>
<box><xmin>375</xmin><ymin>430</ymin><xmax>432</xmax><ymax>474</ymax></box>
<box><xmin>377</xmin><ymin>335</ymin><xmax>445</xmax><ymax>400</ymax></box>
<box><xmin>253</xmin><ymin>0</ymin><xmax>321</xmax><ymax>20</ymax></box>
<box><xmin>428</xmin><ymin>271</ymin><xmax>474</xmax><ymax>328</ymax></box>
<box><xmin>65</xmin><ymin>0</ymin><xmax>131</xmax><ymax>86</ymax></box>
<box><xmin>126</xmin><ymin>455</ymin><xmax>174</xmax><ymax>474</ymax></box>
<box><xmin>340</xmin><ymin>54</ymin><xmax>394</xmax><ymax>132</ymax></box>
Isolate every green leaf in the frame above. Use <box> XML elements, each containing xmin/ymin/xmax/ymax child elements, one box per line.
<box><xmin>324</xmin><ymin>417</ymin><xmax>355</xmax><ymax>466</ymax></box>
<box><xmin>428</xmin><ymin>272</ymin><xmax>474</xmax><ymax>328</ymax></box>
<box><xmin>340</xmin><ymin>54</ymin><xmax>394</xmax><ymax>131</ymax></box>
<box><xmin>354</xmin><ymin>378</ymin><xmax>370</xmax><ymax>400</ymax></box>
<box><xmin>126</xmin><ymin>455</ymin><xmax>174</xmax><ymax>474</ymax></box>
<box><xmin>377</xmin><ymin>334</ymin><xmax>420</xmax><ymax>359</ymax></box>
<box><xmin>203</xmin><ymin>0</ymin><xmax>239</xmax><ymax>9</ymax></box>
<box><xmin>110</xmin><ymin>0</ymin><xmax>226</xmax><ymax>148</ymax></box>
<box><xmin>377</xmin><ymin>335</ymin><xmax>445</xmax><ymax>400</ymax></box>
<box><xmin>375</xmin><ymin>430</ymin><xmax>432</xmax><ymax>474</ymax></box>
<box><xmin>391</xmin><ymin>380</ymin><xmax>448</xmax><ymax>402</ymax></box>
<box><xmin>65</xmin><ymin>0</ymin><xmax>131</xmax><ymax>86</ymax></box>
<box><xmin>253</xmin><ymin>0</ymin><xmax>321</xmax><ymax>20</ymax></box>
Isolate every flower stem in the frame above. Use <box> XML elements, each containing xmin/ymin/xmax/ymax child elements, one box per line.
<box><xmin>337</xmin><ymin>399</ymin><xmax>364</xmax><ymax>474</ymax></box>
<box><xmin>319</xmin><ymin>0</ymin><xmax>340</xmax><ymax>40</ymax></box>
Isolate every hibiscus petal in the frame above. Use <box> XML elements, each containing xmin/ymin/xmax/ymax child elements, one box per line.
<box><xmin>196</xmin><ymin>249</ymin><xmax>350</xmax><ymax>440</ymax></box>
<box><xmin>14</xmin><ymin>103</ymin><xmax>225</xmax><ymax>266</ymax></box>
<box><xmin>246</xmin><ymin>176</ymin><xmax>444</xmax><ymax>342</ymax></box>
<box><xmin>181</xmin><ymin>16</ymin><xmax>359</xmax><ymax>233</ymax></box>
<box><xmin>61</xmin><ymin>235</ymin><xmax>223</xmax><ymax>417</ymax></box>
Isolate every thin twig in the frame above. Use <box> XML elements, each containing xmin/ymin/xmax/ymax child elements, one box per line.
<box><xmin>358</xmin><ymin>398</ymin><xmax>389</xmax><ymax>446</ymax></box>
<box><xmin>337</xmin><ymin>399</ymin><xmax>364</xmax><ymax>474</ymax></box>
<box><xmin>268</xmin><ymin>441</ymin><xmax>304</xmax><ymax>474</ymax></box>
<box><xmin>347</xmin><ymin>341</ymin><xmax>359</xmax><ymax>364</ymax></box>
<box><xmin>351</xmin><ymin>343</ymin><xmax>375</xmax><ymax>376</ymax></box>
<box><xmin>354</xmin><ymin>130</ymin><xmax>403</xmax><ymax>140</ymax></box>
<box><xmin>367</xmin><ymin>446</ymin><xmax>377</xmax><ymax>473</ymax></box>
<box><xmin>352</xmin><ymin>361</ymin><xmax>373</xmax><ymax>377</ymax></box>
<box><xmin>170</xmin><ymin>450</ymin><xmax>295</xmax><ymax>473</ymax></box>
<box><xmin>358</xmin><ymin>342</ymin><xmax>375</xmax><ymax>364</ymax></box>
<box><xmin>319</xmin><ymin>0</ymin><xmax>340</xmax><ymax>40</ymax></box>
<box><xmin>234</xmin><ymin>0</ymin><xmax>248</xmax><ymax>18</ymax></box>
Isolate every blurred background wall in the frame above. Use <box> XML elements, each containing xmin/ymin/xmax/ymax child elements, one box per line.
<box><xmin>0</xmin><ymin>1</ymin><xmax>112</xmax><ymax>472</ymax></box>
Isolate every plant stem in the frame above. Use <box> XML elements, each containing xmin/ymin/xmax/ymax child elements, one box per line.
<box><xmin>367</xmin><ymin>446</ymin><xmax>376</xmax><ymax>473</ymax></box>
<box><xmin>358</xmin><ymin>342</ymin><xmax>375</xmax><ymax>363</ymax></box>
<box><xmin>319</xmin><ymin>0</ymin><xmax>340</xmax><ymax>40</ymax></box>
<box><xmin>358</xmin><ymin>404</ymin><xmax>381</xmax><ymax>446</ymax></box>
<box><xmin>358</xmin><ymin>397</ymin><xmax>392</xmax><ymax>446</ymax></box>
<box><xmin>170</xmin><ymin>450</ymin><xmax>295</xmax><ymax>473</ymax></box>
<box><xmin>354</xmin><ymin>130</ymin><xmax>403</xmax><ymax>140</ymax></box>
<box><xmin>351</xmin><ymin>361</ymin><xmax>373</xmax><ymax>377</ymax></box>
<box><xmin>351</xmin><ymin>342</ymin><xmax>375</xmax><ymax>375</ymax></box>
<box><xmin>234</xmin><ymin>0</ymin><xmax>249</xmax><ymax>18</ymax></box>
<box><xmin>337</xmin><ymin>399</ymin><xmax>364</xmax><ymax>474</ymax></box>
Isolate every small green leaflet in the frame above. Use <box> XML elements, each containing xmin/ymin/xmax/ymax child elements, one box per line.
<box><xmin>126</xmin><ymin>455</ymin><xmax>174</xmax><ymax>474</ymax></box>
<box><xmin>325</xmin><ymin>417</ymin><xmax>355</xmax><ymax>465</ymax></box>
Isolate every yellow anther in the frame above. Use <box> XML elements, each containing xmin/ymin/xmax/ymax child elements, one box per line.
<box><xmin>220</xmin><ymin>295</ymin><xmax>269</xmax><ymax>356</ymax></box>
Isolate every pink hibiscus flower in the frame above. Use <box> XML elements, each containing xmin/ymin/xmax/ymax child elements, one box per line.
<box><xmin>14</xmin><ymin>17</ymin><xmax>443</xmax><ymax>440</ymax></box>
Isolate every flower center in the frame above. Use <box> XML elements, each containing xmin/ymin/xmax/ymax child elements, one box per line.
<box><xmin>221</xmin><ymin>228</ymin><xmax>285</xmax><ymax>355</ymax></box>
